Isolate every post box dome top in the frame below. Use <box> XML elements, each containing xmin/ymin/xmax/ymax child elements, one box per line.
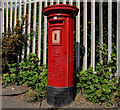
<box><xmin>43</xmin><ymin>4</ymin><xmax>79</xmax><ymax>17</ymax></box>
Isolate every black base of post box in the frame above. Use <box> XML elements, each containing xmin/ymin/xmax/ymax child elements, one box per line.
<box><xmin>47</xmin><ymin>86</ymin><xmax>74</xmax><ymax>107</ymax></box>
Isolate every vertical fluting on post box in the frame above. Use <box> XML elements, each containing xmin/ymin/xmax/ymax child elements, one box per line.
<box><xmin>43</xmin><ymin>4</ymin><xmax>79</xmax><ymax>106</ymax></box>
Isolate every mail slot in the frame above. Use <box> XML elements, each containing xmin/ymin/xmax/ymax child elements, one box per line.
<box><xmin>52</xmin><ymin>30</ymin><xmax>60</xmax><ymax>43</ymax></box>
<box><xmin>43</xmin><ymin>4</ymin><xmax>79</xmax><ymax>106</ymax></box>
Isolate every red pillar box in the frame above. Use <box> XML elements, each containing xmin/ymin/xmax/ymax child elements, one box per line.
<box><xmin>43</xmin><ymin>4</ymin><xmax>79</xmax><ymax>106</ymax></box>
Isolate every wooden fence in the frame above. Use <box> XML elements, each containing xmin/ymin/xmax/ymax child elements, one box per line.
<box><xmin>0</xmin><ymin>0</ymin><xmax>120</xmax><ymax>77</ymax></box>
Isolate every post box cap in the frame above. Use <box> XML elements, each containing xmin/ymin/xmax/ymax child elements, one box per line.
<box><xmin>43</xmin><ymin>4</ymin><xmax>79</xmax><ymax>17</ymax></box>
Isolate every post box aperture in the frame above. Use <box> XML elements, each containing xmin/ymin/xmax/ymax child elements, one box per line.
<box><xmin>52</xmin><ymin>30</ymin><xmax>60</xmax><ymax>44</ymax></box>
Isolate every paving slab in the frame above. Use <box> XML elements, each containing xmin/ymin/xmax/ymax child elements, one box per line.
<box><xmin>2</xmin><ymin>85</ymin><xmax>40</xmax><ymax>108</ymax></box>
<box><xmin>40</xmin><ymin>99</ymin><xmax>110</xmax><ymax>109</ymax></box>
<box><xmin>2</xmin><ymin>85</ymin><xmax>119</xmax><ymax>109</ymax></box>
<box><xmin>2</xmin><ymin>85</ymin><xmax>28</xmax><ymax>96</ymax></box>
<box><xmin>2</xmin><ymin>96</ymin><xmax>40</xmax><ymax>108</ymax></box>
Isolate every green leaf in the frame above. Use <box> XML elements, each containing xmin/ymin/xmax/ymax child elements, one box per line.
<box><xmin>90</xmin><ymin>86</ymin><xmax>94</xmax><ymax>90</ymax></box>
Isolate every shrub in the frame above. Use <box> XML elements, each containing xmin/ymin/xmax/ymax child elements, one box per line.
<box><xmin>76</xmin><ymin>44</ymin><xmax>119</xmax><ymax>106</ymax></box>
<box><xmin>2</xmin><ymin>53</ymin><xmax>47</xmax><ymax>101</ymax></box>
<box><xmin>76</xmin><ymin>67</ymin><xmax>119</xmax><ymax>105</ymax></box>
<box><xmin>2</xmin><ymin>15</ymin><xmax>28</xmax><ymax>74</ymax></box>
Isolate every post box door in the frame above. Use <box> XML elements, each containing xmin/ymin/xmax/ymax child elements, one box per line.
<box><xmin>48</xmin><ymin>18</ymin><xmax>69</xmax><ymax>87</ymax></box>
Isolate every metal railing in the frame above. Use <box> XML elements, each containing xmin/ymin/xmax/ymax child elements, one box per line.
<box><xmin>1</xmin><ymin>0</ymin><xmax>120</xmax><ymax>77</ymax></box>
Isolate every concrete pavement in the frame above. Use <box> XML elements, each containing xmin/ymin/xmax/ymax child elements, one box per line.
<box><xmin>1</xmin><ymin>85</ymin><xmax>119</xmax><ymax>109</ymax></box>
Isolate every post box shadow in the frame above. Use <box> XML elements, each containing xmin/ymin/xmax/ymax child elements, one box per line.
<box><xmin>73</xmin><ymin>42</ymin><xmax>85</xmax><ymax>101</ymax></box>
